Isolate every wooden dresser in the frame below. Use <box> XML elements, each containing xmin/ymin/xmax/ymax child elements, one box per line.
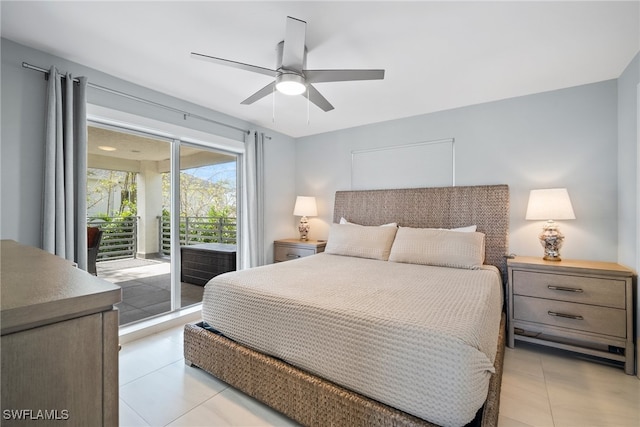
<box><xmin>1</xmin><ymin>240</ymin><xmax>122</xmax><ymax>426</ymax></box>
<box><xmin>507</xmin><ymin>256</ymin><xmax>635</xmax><ymax>374</ymax></box>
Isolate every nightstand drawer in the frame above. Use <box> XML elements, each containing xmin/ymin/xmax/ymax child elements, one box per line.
<box><xmin>514</xmin><ymin>295</ymin><xmax>626</xmax><ymax>338</ymax></box>
<box><xmin>513</xmin><ymin>270</ymin><xmax>626</xmax><ymax>308</ymax></box>
<box><xmin>274</xmin><ymin>245</ymin><xmax>315</xmax><ymax>262</ymax></box>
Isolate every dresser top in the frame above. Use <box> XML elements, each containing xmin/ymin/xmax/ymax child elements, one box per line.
<box><xmin>1</xmin><ymin>240</ymin><xmax>121</xmax><ymax>335</ymax></box>
<box><xmin>508</xmin><ymin>255</ymin><xmax>635</xmax><ymax>277</ymax></box>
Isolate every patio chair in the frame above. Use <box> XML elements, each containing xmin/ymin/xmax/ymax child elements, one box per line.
<box><xmin>87</xmin><ymin>226</ymin><xmax>103</xmax><ymax>275</ymax></box>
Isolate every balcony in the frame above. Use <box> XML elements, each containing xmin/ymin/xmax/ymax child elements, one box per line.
<box><xmin>87</xmin><ymin>124</ymin><xmax>238</xmax><ymax>326</ymax></box>
<box><xmin>89</xmin><ymin>215</ymin><xmax>237</xmax><ymax>262</ymax></box>
<box><xmin>90</xmin><ymin>215</ymin><xmax>236</xmax><ymax>325</ymax></box>
<box><xmin>96</xmin><ymin>257</ymin><xmax>202</xmax><ymax>325</ymax></box>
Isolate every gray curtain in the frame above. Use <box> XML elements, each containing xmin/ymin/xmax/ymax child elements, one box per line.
<box><xmin>241</xmin><ymin>130</ymin><xmax>265</xmax><ymax>269</ymax></box>
<box><xmin>42</xmin><ymin>67</ymin><xmax>88</xmax><ymax>270</ymax></box>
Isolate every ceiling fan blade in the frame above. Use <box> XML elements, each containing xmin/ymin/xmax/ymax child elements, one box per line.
<box><xmin>305</xmin><ymin>69</ymin><xmax>385</xmax><ymax>83</ymax></box>
<box><xmin>191</xmin><ymin>52</ymin><xmax>277</xmax><ymax>78</ymax></box>
<box><xmin>241</xmin><ymin>81</ymin><xmax>276</xmax><ymax>105</ymax></box>
<box><xmin>303</xmin><ymin>84</ymin><xmax>334</xmax><ymax>112</ymax></box>
<box><xmin>281</xmin><ymin>16</ymin><xmax>307</xmax><ymax>71</ymax></box>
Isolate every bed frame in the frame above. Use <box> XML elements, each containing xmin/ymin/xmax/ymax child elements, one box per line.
<box><xmin>184</xmin><ymin>184</ymin><xmax>510</xmax><ymax>427</ymax></box>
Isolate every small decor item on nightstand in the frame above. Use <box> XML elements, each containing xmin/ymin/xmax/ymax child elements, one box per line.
<box><xmin>525</xmin><ymin>188</ymin><xmax>575</xmax><ymax>261</ymax></box>
<box><xmin>293</xmin><ymin>196</ymin><xmax>317</xmax><ymax>241</ymax></box>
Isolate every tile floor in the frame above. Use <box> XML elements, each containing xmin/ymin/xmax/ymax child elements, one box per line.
<box><xmin>97</xmin><ymin>258</ymin><xmax>204</xmax><ymax>325</ymax></box>
<box><xmin>119</xmin><ymin>324</ymin><xmax>640</xmax><ymax>427</ymax></box>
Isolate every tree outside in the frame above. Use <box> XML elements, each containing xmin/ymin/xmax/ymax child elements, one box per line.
<box><xmin>87</xmin><ymin>169</ymin><xmax>137</xmax><ymax>219</ymax></box>
<box><xmin>88</xmin><ymin>161</ymin><xmax>237</xmax><ymax>258</ymax></box>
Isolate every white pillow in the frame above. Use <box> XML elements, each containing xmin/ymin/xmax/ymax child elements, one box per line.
<box><xmin>388</xmin><ymin>227</ymin><xmax>485</xmax><ymax>269</ymax></box>
<box><xmin>449</xmin><ymin>225</ymin><xmax>477</xmax><ymax>232</ymax></box>
<box><xmin>339</xmin><ymin>217</ymin><xmax>398</xmax><ymax>227</ymax></box>
<box><xmin>325</xmin><ymin>223</ymin><xmax>398</xmax><ymax>261</ymax></box>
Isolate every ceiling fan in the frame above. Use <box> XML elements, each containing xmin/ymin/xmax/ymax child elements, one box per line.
<box><xmin>191</xmin><ymin>16</ymin><xmax>385</xmax><ymax>112</ymax></box>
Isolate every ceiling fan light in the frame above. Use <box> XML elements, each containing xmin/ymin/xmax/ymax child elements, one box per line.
<box><xmin>275</xmin><ymin>73</ymin><xmax>306</xmax><ymax>95</ymax></box>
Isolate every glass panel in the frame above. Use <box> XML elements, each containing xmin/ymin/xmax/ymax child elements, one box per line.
<box><xmin>87</xmin><ymin>125</ymin><xmax>172</xmax><ymax>325</ymax></box>
<box><xmin>177</xmin><ymin>144</ymin><xmax>238</xmax><ymax>307</ymax></box>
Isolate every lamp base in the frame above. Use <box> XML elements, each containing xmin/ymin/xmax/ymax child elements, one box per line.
<box><xmin>543</xmin><ymin>253</ymin><xmax>562</xmax><ymax>262</ymax></box>
<box><xmin>539</xmin><ymin>220</ymin><xmax>564</xmax><ymax>262</ymax></box>
<box><xmin>298</xmin><ymin>216</ymin><xmax>310</xmax><ymax>241</ymax></box>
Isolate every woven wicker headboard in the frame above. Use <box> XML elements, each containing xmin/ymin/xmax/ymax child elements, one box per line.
<box><xmin>333</xmin><ymin>185</ymin><xmax>510</xmax><ymax>280</ymax></box>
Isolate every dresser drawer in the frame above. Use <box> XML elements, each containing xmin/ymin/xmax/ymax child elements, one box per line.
<box><xmin>274</xmin><ymin>245</ymin><xmax>315</xmax><ymax>262</ymax></box>
<box><xmin>513</xmin><ymin>270</ymin><xmax>626</xmax><ymax>308</ymax></box>
<box><xmin>513</xmin><ymin>295</ymin><xmax>626</xmax><ymax>338</ymax></box>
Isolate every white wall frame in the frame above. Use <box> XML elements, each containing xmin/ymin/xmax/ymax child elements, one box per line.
<box><xmin>350</xmin><ymin>138</ymin><xmax>455</xmax><ymax>190</ymax></box>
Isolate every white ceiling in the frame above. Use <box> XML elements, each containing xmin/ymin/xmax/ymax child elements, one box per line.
<box><xmin>2</xmin><ymin>1</ymin><xmax>638</xmax><ymax>138</ymax></box>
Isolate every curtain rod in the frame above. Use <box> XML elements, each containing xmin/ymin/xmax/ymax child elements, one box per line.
<box><xmin>22</xmin><ymin>62</ymin><xmax>250</xmax><ymax>136</ymax></box>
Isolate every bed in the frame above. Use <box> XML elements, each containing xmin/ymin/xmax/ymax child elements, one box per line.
<box><xmin>184</xmin><ymin>184</ymin><xmax>510</xmax><ymax>427</ymax></box>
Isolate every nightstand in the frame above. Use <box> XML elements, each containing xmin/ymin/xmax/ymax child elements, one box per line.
<box><xmin>507</xmin><ymin>256</ymin><xmax>635</xmax><ymax>375</ymax></box>
<box><xmin>274</xmin><ymin>239</ymin><xmax>326</xmax><ymax>263</ymax></box>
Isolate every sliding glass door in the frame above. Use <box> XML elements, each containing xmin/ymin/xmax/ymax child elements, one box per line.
<box><xmin>173</xmin><ymin>143</ymin><xmax>238</xmax><ymax>309</ymax></box>
<box><xmin>87</xmin><ymin>123</ymin><xmax>239</xmax><ymax>325</ymax></box>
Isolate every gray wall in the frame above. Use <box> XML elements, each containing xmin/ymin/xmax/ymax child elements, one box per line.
<box><xmin>1</xmin><ymin>37</ymin><xmax>636</xmax><ymax>268</ymax></box>
<box><xmin>616</xmin><ymin>52</ymin><xmax>639</xmax><ymax>377</ymax></box>
<box><xmin>295</xmin><ymin>81</ymin><xmax>620</xmax><ymax>263</ymax></box>
<box><xmin>617</xmin><ymin>52</ymin><xmax>639</xmax><ymax>271</ymax></box>
<box><xmin>1</xmin><ymin>38</ymin><xmax>296</xmax><ymax>261</ymax></box>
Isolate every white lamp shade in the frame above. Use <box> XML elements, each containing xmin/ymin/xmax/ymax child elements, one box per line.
<box><xmin>525</xmin><ymin>188</ymin><xmax>576</xmax><ymax>220</ymax></box>
<box><xmin>293</xmin><ymin>196</ymin><xmax>317</xmax><ymax>217</ymax></box>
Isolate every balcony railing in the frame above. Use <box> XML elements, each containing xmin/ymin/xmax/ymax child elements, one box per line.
<box><xmin>89</xmin><ymin>215</ymin><xmax>237</xmax><ymax>261</ymax></box>
<box><xmin>88</xmin><ymin>217</ymin><xmax>137</xmax><ymax>261</ymax></box>
<box><xmin>160</xmin><ymin>216</ymin><xmax>237</xmax><ymax>256</ymax></box>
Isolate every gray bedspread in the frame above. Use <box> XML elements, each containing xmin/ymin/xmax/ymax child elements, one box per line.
<box><xmin>202</xmin><ymin>253</ymin><xmax>502</xmax><ymax>427</ymax></box>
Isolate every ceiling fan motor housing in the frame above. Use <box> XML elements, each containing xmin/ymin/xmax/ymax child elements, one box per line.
<box><xmin>276</xmin><ymin>40</ymin><xmax>307</xmax><ymax>72</ymax></box>
<box><xmin>275</xmin><ymin>41</ymin><xmax>308</xmax><ymax>95</ymax></box>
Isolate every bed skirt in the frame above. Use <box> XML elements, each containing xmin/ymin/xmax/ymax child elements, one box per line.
<box><xmin>183</xmin><ymin>312</ymin><xmax>505</xmax><ymax>427</ymax></box>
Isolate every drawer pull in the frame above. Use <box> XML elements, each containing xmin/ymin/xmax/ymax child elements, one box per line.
<box><xmin>548</xmin><ymin>285</ymin><xmax>583</xmax><ymax>293</ymax></box>
<box><xmin>286</xmin><ymin>253</ymin><xmax>301</xmax><ymax>259</ymax></box>
<box><xmin>548</xmin><ymin>311</ymin><xmax>583</xmax><ymax>320</ymax></box>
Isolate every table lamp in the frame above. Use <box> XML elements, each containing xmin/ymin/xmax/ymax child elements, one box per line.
<box><xmin>525</xmin><ymin>188</ymin><xmax>575</xmax><ymax>261</ymax></box>
<box><xmin>293</xmin><ymin>196</ymin><xmax>317</xmax><ymax>241</ymax></box>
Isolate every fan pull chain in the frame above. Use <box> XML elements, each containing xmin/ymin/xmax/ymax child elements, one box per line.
<box><xmin>306</xmin><ymin>86</ymin><xmax>310</xmax><ymax>125</ymax></box>
<box><xmin>272</xmin><ymin>86</ymin><xmax>276</xmax><ymax>123</ymax></box>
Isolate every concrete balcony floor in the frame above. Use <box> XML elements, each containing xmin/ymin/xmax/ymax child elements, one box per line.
<box><xmin>96</xmin><ymin>257</ymin><xmax>204</xmax><ymax>325</ymax></box>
